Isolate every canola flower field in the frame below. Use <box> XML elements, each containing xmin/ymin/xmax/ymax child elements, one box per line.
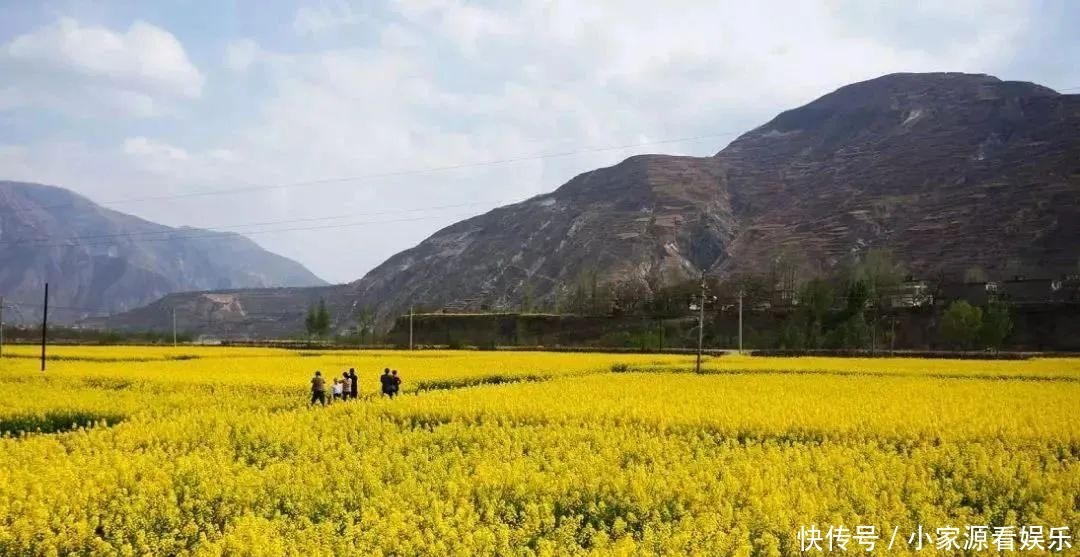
<box><xmin>0</xmin><ymin>346</ymin><xmax>1077</xmax><ymax>556</ymax></box>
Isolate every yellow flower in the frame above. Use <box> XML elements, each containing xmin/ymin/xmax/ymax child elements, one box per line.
<box><xmin>0</xmin><ymin>347</ymin><xmax>1076</xmax><ymax>555</ymax></box>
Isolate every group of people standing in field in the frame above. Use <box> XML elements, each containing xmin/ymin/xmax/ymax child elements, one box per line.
<box><xmin>309</xmin><ymin>367</ymin><xmax>401</xmax><ymax>405</ymax></box>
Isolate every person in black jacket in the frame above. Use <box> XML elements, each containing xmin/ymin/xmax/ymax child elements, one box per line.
<box><xmin>380</xmin><ymin>368</ymin><xmax>393</xmax><ymax>398</ymax></box>
<box><xmin>348</xmin><ymin>368</ymin><xmax>359</xmax><ymax>399</ymax></box>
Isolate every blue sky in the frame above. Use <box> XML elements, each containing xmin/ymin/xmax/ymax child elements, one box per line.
<box><xmin>2</xmin><ymin>0</ymin><xmax>1078</xmax><ymax>283</ymax></box>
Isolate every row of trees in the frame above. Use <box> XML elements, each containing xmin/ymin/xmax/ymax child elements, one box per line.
<box><xmin>940</xmin><ymin>300</ymin><xmax>1013</xmax><ymax>351</ymax></box>
<box><xmin>304</xmin><ymin>300</ymin><xmax>379</xmax><ymax>344</ymax></box>
<box><xmin>303</xmin><ymin>300</ymin><xmax>331</xmax><ymax>338</ymax></box>
<box><xmin>524</xmin><ymin>249</ymin><xmax>908</xmax><ymax>317</ymax></box>
<box><xmin>514</xmin><ymin>249</ymin><xmax>1016</xmax><ymax>351</ymax></box>
<box><xmin>775</xmin><ymin>282</ymin><xmax>1013</xmax><ymax>351</ymax></box>
<box><xmin>0</xmin><ymin>325</ymin><xmax>195</xmax><ymax>345</ymax></box>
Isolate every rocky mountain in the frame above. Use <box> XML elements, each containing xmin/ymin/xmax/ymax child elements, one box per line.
<box><xmin>0</xmin><ymin>181</ymin><xmax>327</xmax><ymax>324</ymax></box>
<box><xmin>92</xmin><ymin>72</ymin><xmax>1080</xmax><ymax>336</ymax></box>
<box><xmin>714</xmin><ymin>73</ymin><xmax>1078</xmax><ymax>278</ymax></box>
<box><xmin>347</xmin><ymin>73</ymin><xmax>1079</xmax><ymax>323</ymax></box>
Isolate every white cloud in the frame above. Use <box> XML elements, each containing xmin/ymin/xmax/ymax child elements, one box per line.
<box><xmin>293</xmin><ymin>0</ymin><xmax>362</xmax><ymax>36</ymax></box>
<box><xmin>0</xmin><ymin>87</ymin><xmax>26</xmax><ymax>111</ymax></box>
<box><xmin>0</xmin><ymin>18</ymin><xmax>203</xmax><ymax>117</ymax></box>
<box><xmin>396</xmin><ymin>0</ymin><xmax>516</xmax><ymax>54</ymax></box>
<box><xmin>208</xmin><ymin>149</ymin><xmax>238</xmax><ymax>162</ymax></box>
<box><xmin>124</xmin><ymin>136</ymin><xmax>190</xmax><ymax>161</ymax></box>
<box><xmin>1</xmin><ymin>1</ymin><xmax>1069</xmax><ymax>284</ymax></box>
<box><xmin>387</xmin><ymin>0</ymin><xmax>1033</xmax><ymax>119</ymax></box>
<box><xmin>0</xmin><ymin>145</ymin><xmax>32</xmax><ymax>179</ymax></box>
<box><xmin>224</xmin><ymin>39</ymin><xmax>260</xmax><ymax>72</ymax></box>
<box><xmin>119</xmin><ymin>137</ymin><xmax>253</xmax><ymax>185</ymax></box>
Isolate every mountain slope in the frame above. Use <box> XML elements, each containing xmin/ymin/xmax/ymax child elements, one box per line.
<box><xmin>716</xmin><ymin>72</ymin><xmax>1079</xmax><ymax>277</ymax></box>
<box><xmin>344</xmin><ymin>73</ymin><xmax>1078</xmax><ymax>326</ymax></box>
<box><xmin>91</xmin><ymin>72</ymin><xmax>1080</xmax><ymax>336</ymax></box>
<box><xmin>350</xmin><ymin>154</ymin><xmax>733</xmax><ymax>318</ymax></box>
<box><xmin>0</xmin><ymin>181</ymin><xmax>327</xmax><ymax>323</ymax></box>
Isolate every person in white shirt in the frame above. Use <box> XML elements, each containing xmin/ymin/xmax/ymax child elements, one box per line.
<box><xmin>331</xmin><ymin>378</ymin><xmax>343</xmax><ymax>402</ymax></box>
<box><xmin>341</xmin><ymin>371</ymin><xmax>353</xmax><ymax>401</ymax></box>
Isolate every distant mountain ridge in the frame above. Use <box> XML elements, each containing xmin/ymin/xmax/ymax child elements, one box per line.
<box><xmin>91</xmin><ymin>72</ymin><xmax>1080</xmax><ymax>337</ymax></box>
<box><xmin>345</xmin><ymin>73</ymin><xmax>1079</xmax><ymax>325</ymax></box>
<box><xmin>0</xmin><ymin>181</ymin><xmax>327</xmax><ymax>324</ymax></box>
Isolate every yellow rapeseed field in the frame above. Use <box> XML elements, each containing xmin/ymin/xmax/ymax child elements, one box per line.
<box><xmin>0</xmin><ymin>347</ymin><xmax>1077</xmax><ymax>556</ymax></box>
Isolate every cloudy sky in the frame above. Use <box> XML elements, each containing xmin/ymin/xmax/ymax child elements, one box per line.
<box><xmin>1</xmin><ymin>1</ymin><xmax>1078</xmax><ymax>283</ymax></box>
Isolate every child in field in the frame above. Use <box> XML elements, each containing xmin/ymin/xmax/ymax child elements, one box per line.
<box><xmin>331</xmin><ymin>378</ymin><xmax>343</xmax><ymax>402</ymax></box>
<box><xmin>391</xmin><ymin>369</ymin><xmax>402</xmax><ymax>398</ymax></box>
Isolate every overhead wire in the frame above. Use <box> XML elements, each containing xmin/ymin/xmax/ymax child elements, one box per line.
<box><xmin>3</xmin><ymin>87</ymin><xmax>1075</xmax><ymax>321</ymax></box>
<box><xmin>8</xmin><ymin>81</ymin><xmax>1077</xmax><ymax>249</ymax></box>
<box><xmin>0</xmin><ymin>210</ymin><xmax>487</xmax><ymax>251</ymax></box>
<box><xmin>0</xmin><ymin>130</ymin><xmax>738</xmax><ymax>253</ymax></box>
<box><xmin>1</xmin><ymin>299</ymin><xmax>109</xmax><ymax>314</ymax></box>
<box><xmin>4</xmin><ymin>82</ymin><xmax>1077</xmax><ymax>294</ymax></box>
<box><xmin>0</xmin><ymin>131</ymin><xmax>738</xmax><ymax>251</ymax></box>
<box><xmin>5</xmin><ymin>85</ymin><xmax>1078</xmax><ymax>219</ymax></box>
<box><xmin>0</xmin><ymin>201</ymin><xmax>490</xmax><ymax>248</ymax></box>
<box><xmin>3</xmin><ymin>131</ymin><xmax>740</xmax><ymax>217</ymax></box>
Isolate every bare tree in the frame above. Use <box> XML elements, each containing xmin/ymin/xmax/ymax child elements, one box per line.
<box><xmin>354</xmin><ymin>307</ymin><xmax>376</xmax><ymax>344</ymax></box>
<box><xmin>608</xmin><ymin>278</ymin><xmax>651</xmax><ymax>316</ymax></box>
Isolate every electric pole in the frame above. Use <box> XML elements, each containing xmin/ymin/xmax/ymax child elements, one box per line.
<box><xmin>890</xmin><ymin>315</ymin><xmax>896</xmax><ymax>355</ymax></box>
<box><xmin>172</xmin><ymin>307</ymin><xmax>178</xmax><ymax>347</ymax></box>
<box><xmin>871</xmin><ymin>309</ymin><xmax>877</xmax><ymax>356</ymax></box>
<box><xmin>871</xmin><ymin>275</ymin><xmax>878</xmax><ymax>356</ymax></box>
<box><xmin>695</xmin><ymin>274</ymin><xmax>705</xmax><ymax>373</ymax></box>
<box><xmin>40</xmin><ymin>283</ymin><xmax>48</xmax><ymax>372</ymax></box>
<box><xmin>408</xmin><ymin>305</ymin><xmax>414</xmax><ymax>351</ymax></box>
<box><xmin>738</xmin><ymin>289</ymin><xmax>744</xmax><ymax>354</ymax></box>
<box><xmin>0</xmin><ymin>295</ymin><xmax>4</xmax><ymax>359</ymax></box>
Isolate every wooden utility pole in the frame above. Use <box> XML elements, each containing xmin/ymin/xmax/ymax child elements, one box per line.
<box><xmin>738</xmin><ymin>289</ymin><xmax>744</xmax><ymax>354</ymax></box>
<box><xmin>408</xmin><ymin>306</ymin><xmax>414</xmax><ymax>350</ymax></box>
<box><xmin>40</xmin><ymin>283</ymin><xmax>48</xmax><ymax>372</ymax></box>
<box><xmin>871</xmin><ymin>309</ymin><xmax>877</xmax><ymax>356</ymax></box>
<box><xmin>871</xmin><ymin>276</ymin><xmax>878</xmax><ymax>356</ymax></box>
<box><xmin>695</xmin><ymin>274</ymin><xmax>705</xmax><ymax>373</ymax></box>
<box><xmin>172</xmin><ymin>307</ymin><xmax>178</xmax><ymax>347</ymax></box>
<box><xmin>890</xmin><ymin>315</ymin><xmax>896</xmax><ymax>355</ymax></box>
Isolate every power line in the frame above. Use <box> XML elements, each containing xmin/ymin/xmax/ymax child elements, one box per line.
<box><xmin>6</xmin><ymin>85</ymin><xmax>1079</xmax><ymax>218</ymax></box>
<box><xmin>0</xmin><ymin>131</ymin><xmax>736</xmax><ymax>250</ymax></box>
<box><xmin>0</xmin><ymin>201</ymin><xmax>490</xmax><ymax>248</ymax></box>
<box><xmin>1</xmin><ymin>299</ymin><xmax>107</xmax><ymax>314</ymax></box>
<box><xmin>6</xmin><ymin>85</ymin><xmax>1078</xmax><ymax>252</ymax></box>
<box><xmin>3</xmin><ymin>131</ymin><xmax>739</xmax><ymax>216</ymax></box>
<box><xmin>94</xmin><ymin>133</ymin><xmax>735</xmax><ymax>204</ymax></box>
<box><xmin>0</xmin><ymin>210</ymin><xmax>484</xmax><ymax>251</ymax></box>
<box><xmin>2</xmin><ymin>98</ymin><xmax>1071</xmax><ymax>252</ymax></box>
<box><xmin>2</xmin><ymin>297</ymin><xmax>368</xmax><ymax>318</ymax></box>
